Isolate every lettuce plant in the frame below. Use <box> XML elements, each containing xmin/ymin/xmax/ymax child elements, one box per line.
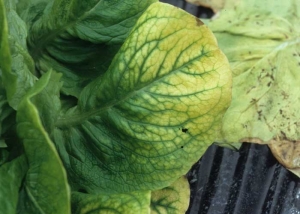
<box><xmin>0</xmin><ymin>0</ymin><xmax>232</xmax><ymax>213</ymax></box>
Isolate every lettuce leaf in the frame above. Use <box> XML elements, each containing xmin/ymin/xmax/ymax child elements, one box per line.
<box><xmin>48</xmin><ymin>2</ymin><xmax>231</xmax><ymax>194</ymax></box>
<box><xmin>207</xmin><ymin>0</ymin><xmax>300</xmax><ymax>176</ymax></box>
<box><xmin>1</xmin><ymin>0</ymin><xmax>37</xmax><ymax>109</ymax></box>
<box><xmin>151</xmin><ymin>176</ymin><xmax>190</xmax><ymax>214</ymax></box>
<box><xmin>16</xmin><ymin>70</ymin><xmax>70</xmax><ymax>214</ymax></box>
<box><xmin>0</xmin><ymin>155</ymin><xmax>27</xmax><ymax>214</ymax></box>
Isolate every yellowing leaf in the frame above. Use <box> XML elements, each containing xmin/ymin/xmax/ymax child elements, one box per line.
<box><xmin>208</xmin><ymin>0</ymin><xmax>300</xmax><ymax>176</ymax></box>
<box><xmin>151</xmin><ymin>176</ymin><xmax>190</xmax><ymax>214</ymax></box>
<box><xmin>72</xmin><ymin>191</ymin><xmax>151</xmax><ymax>214</ymax></box>
<box><xmin>52</xmin><ymin>2</ymin><xmax>232</xmax><ymax>193</ymax></box>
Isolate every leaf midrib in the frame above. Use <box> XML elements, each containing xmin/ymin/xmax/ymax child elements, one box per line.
<box><xmin>55</xmin><ymin>51</ymin><xmax>210</xmax><ymax>128</ymax></box>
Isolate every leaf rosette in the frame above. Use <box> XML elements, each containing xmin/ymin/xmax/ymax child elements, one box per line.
<box><xmin>0</xmin><ymin>0</ymin><xmax>232</xmax><ymax>213</ymax></box>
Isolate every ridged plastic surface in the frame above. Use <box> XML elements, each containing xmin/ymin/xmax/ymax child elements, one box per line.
<box><xmin>160</xmin><ymin>0</ymin><xmax>214</xmax><ymax>18</ymax></box>
<box><xmin>186</xmin><ymin>143</ymin><xmax>300</xmax><ymax>214</ymax></box>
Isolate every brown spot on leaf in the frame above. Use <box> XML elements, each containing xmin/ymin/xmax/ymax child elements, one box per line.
<box><xmin>281</xmin><ymin>91</ymin><xmax>289</xmax><ymax>99</ymax></box>
<box><xmin>258</xmin><ymin>110</ymin><xmax>262</xmax><ymax>120</ymax></box>
<box><xmin>250</xmin><ymin>98</ymin><xmax>257</xmax><ymax>104</ymax></box>
<box><xmin>195</xmin><ymin>18</ymin><xmax>203</xmax><ymax>26</ymax></box>
<box><xmin>280</xmin><ymin>131</ymin><xmax>287</xmax><ymax>139</ymax></box>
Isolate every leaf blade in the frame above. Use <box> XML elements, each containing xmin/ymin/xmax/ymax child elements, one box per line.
<box><xmin>17</xmin><ymin>71</ymin><xmax>71</xmax><ymax>214</ymax></box>
<box><xmin>0</xmin><ymin>155</ymin><xmax>28</xmax><ymax>214</ymax></box>
<box><xmin>54</xmin><ymin>2</ymin><xmax>231</xmax><ymax>194</ymax></box>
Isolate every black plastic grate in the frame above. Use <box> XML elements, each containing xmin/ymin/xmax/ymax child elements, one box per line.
<box><xmin>186</xmin><ymin>143</ymin><xmax>300</xmax><ymax>214</ymax></box>
<box><xmin>160</xmin><ymin>0</ymin><xmax>214</xmax><ymax>18</ymax></box>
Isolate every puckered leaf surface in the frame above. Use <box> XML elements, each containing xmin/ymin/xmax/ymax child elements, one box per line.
<box><xmin>0</xmin><ymin>155</ymin><xmax>27</xmax><ymax>214</ymax></box>
<box><xmin>16</xmin><ymin>71</ymin><xmax>70</xmax><ymax>214</ymax></box>
<box><xmin>27</xmin><ymin>0</ymin><xmax>157</xmax><ymax>96</ymax></box>
<box><xmin>1</xmin><ymin>0</ymin><xmax>37</xmax><ymax>109</ymax></box>
<box><xmin>50</xmin><ymin>2</ymin><xmax>231</xmax><ymax>193</ymax></box>
<box><xmin>207</xmin><ymin>0</ymin><xmax>300</xmax><ymax>176</ymax></box>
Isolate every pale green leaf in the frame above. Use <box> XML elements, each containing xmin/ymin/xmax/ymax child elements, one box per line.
<box><xmin>207</xmin><ymin>0</ymin><xmax>300</xmax><ymax>176</ymax></box>
<box><xmin>209</xmin><ymin>0</ymin><xmax>300</xmax><ymax>36</ymax></box>
<box><xmin>151</xmin><ymin>176</ymin><xmax>190</xmax><ymax>214</ymax></box>
<box><xmin>221</xmin><ymin>39</ymin><xmax>300</xmax><ymax>144</ymax></box>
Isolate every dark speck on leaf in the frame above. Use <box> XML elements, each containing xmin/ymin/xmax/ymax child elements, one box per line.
<box><xmin>182</xmin><ymin>128</ymin><xmax>188</xmax><ymax>133</ymax></box>
<box><xmin>181</xmin><ymin>146</ymin><xmax>184</xmax><ymax>149</ymax></box>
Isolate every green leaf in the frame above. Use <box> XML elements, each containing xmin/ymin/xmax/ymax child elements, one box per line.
<box><xmin>0</xmin><ymin>0</ymin><xmax>11</xmax><ymax>86</ymax></box>
<box><xmin>0</xmin><ymin>155</ymin><xmax>28</xmax><ymax>214</ymax></box>
<box><xmin>0</xmin><ymin>82</ymin><xmax>16</xmax><ymax>165</ymax></box>
<box><xmin>0</xmin><ymin>0</ymin><xmax>19</xmax><ymax>165</ymax></box>
<box><xmin>27</xmin><ymin>0</ymin><xmax>157</xmax><ymax>96</ymax></box>
<box><xmin>151</xmin><ymin>176</ymin><xmax>190</xmax><ymax>214</ymax></box>
<box><xmin>52</xmin><ymin>2</ymin><xmax>231</xmax><ymax>193</ymax></box>
<box><xmin>16</xmin><ymin>70</ymin><xmax>70</xmax><ymax>214</ymax></box>
<box><xmin>0</xmin><ymin>80</ymin><xmax>15</xmax><ymax>136</ymax></box>
<box><xmin>72</xmin><ymin>191</ymin><xmax>151</xmax><ymax>214</ymax></box>
<box><xmin>208</xmin><ymin>0</ymin><xmax>300</xmax><ymax>176</ymax></box>
<box><xmin>16</xmin><ymin>0</ymin><xmax>50</xmax><ymax>28</ymax></box>
<box><xmin>1</xmin><ymin>0</ymin><xmax>37</xmax><ymax>109</ymax></box>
